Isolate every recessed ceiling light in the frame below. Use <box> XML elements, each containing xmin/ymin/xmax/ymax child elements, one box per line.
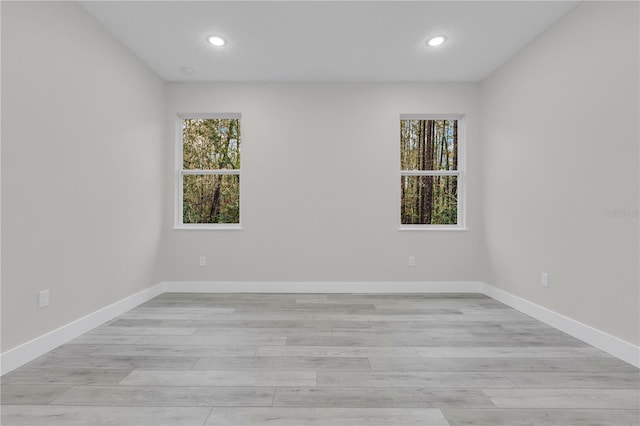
<box><xmin>427</xmin><ymin>36</ymin><xmax>446</xmax><ymax>47</ymax></box>
<box><xmin>180</xmin><ymin>67</ymin><xmax>194</xmax><ymax>75</ymax></box>
<box><xmin>208</xmin><ymin>36</ymin><xmax>226</xmax><ymax>47</ymax></box>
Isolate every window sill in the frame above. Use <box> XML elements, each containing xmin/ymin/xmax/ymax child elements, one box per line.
<box><xmin>174</xmin><ymin>224</ymin><xmax>243</xmax><ymax>231</ymax></box>
<box><xmin>398</xmin><ymin>226</ymin><xmax>468</xmax><ymax>232</ymax></box>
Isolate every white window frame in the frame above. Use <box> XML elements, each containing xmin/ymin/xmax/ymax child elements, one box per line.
<box><xmin>175</xmin><ymin>113</ymin><xmax>242</xmax><ymax>230</ymax></box>
<box><xmin>399</xmin><ymin>114</ymin><xmax>466</xmax><ymax>231</ymax></box>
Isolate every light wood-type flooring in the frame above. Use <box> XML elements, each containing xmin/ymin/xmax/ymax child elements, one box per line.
<box><xmin>2</xmin><ymin>293</ymin><xmax>639</xmax><ymax>425</ymax></box>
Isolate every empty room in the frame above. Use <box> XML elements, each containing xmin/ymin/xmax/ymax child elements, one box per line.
<box><xmin>1</xmin><ymin>1</ymin><xmax>638</xmax><ymax>425</ymax></box>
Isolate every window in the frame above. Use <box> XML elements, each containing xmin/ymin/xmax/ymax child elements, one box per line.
<box><xmin>177</xmin><ymin>114</ymin><xmax>241</xmax><ymax>228</ymax></box>
<box><xmin>400</xmin><ymin>115</ymin><xmax>464</xmax><ymax>229</ymax></box>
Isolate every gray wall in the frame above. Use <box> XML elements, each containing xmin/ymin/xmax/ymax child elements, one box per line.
<box><xmin>161</xmin><ymin>82</ymin><xmax>487</xmax><ymax>283</ymax></box>
<box><xmin>1</xmin><ymin>1</ymin><xmax>166</xmax><ymax>351</ymax></box>
<box><xmin>481</xmin><ymin>1</ymin><xmax>639</xmax><ymax>345</ymax></box>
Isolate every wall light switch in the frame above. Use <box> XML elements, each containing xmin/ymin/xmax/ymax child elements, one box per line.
<box><xmin>199</xmin><ymin>256</ymin><xmax>206</xmax><ymax>267</ymax></box>
<box><xmin>408</xmin><ymin>256</ymin><xmax>416</xmax><ymax>267</ymax></box>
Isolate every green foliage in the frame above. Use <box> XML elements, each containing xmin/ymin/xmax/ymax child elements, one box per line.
<box><xmin>401</xmin><ymin>176</ymin><xmax>457</xmax><ymax>225</ymax></box>
<box><xmin>183</xmin><ymin>174</ymin><xmax>240</xmax><ymax>224</ymax></box>
<box><xmin>401</xmin><ymin>119</ymin><xmax>457</xmax><ymax>171</ymax></box>
<box><xmin>183</xmin><ymin>118</ymin><xmax>240</xmax><ymax>170</ymax></box>
<box><xmin>182</xmin><ymin>118</ymin><xmax>240</xmax><ymax>224</ymax></box>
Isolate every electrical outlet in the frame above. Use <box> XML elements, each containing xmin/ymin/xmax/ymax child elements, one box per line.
<box><xmin>408</xmin><ymin>256</ymin><xmax>416</xmax><ymax>267</ymax></box>
<box><xmin>38</xmin><ymin>290</ymin><xmax>49</xmax><ymax>308</ymax></box>
<box><xmin>540</xmin><ymin>272</ymin><xmax>549</xmax><ymax>287</ymax></box>
<box><xmin>199</xmin><ymin>256</ymin><xmax>206</xmax><ymax>267</ymax></box>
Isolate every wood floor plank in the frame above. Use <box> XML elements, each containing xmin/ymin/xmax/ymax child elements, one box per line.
<box><xmin>256</xmin><ymin>345</ymin><xmax>420</xmax><ymax>358</ymax></box>
<box><xmin>110</xmin><ymin>318</ymin><xmax>373</xmax><ymax>329</ymax></box>
<box><xmin>483</xmin><ymin>388</ymin><xmax>640</xmax><ymax>409</ymax></box>
<box><xmin>1</xmin><ymin>368</ymin><xmax>132</xmax><ymax>385</ymax></box>
<box><xmin>119</xmin><ymin>370</ymin><xmax>317</xmax><ymax>387</ymax></box>
<box><xmin>317</xmin><ymin>371</ymin><xmax>516</xmax><ymax>388</ymax></box>
<box><xmin>273</xmin><ymin>387</ymin><xmax>495</xmax><ymax>408</ymax></box>
<box><xmin>312</xmin><ymin>313</ymin><xmax>532</xmax><ymax>322</ymax></box>
<box><xmin>0</xmin><ymin>405</ymin><xmax>212</xmax><ymax>426</ymax></box>
<box><xmin>364</xmin><ymin>321</ymin><xmax>504</xmax><ymax>331</ymax></box>
<box><xmin>287</xmin><ymin>334</ymin><xmax>583</xmax><ymax>347</ymax></box>
<box><xmin>502</xmin><ymin>371</ymin><xmax>640</xmax><ymax>389</ymax></box>
<box><xmin>205</xmin><ymin>407</ymin><xmax>450</xmax><ymax>425</ymax></box>
<box><xmin>23</xmin><ymin>354</ymin><xmax>199</xmax><ymax>370</ymax></box>
<box><xmin>136</xmin><ymin>335</ymin><xmax>287</xmax><ymax>346</ymax></box>
<box><xmin>119</xmin><ymin>312</ymin><xmax>315</xmax><ymax>321</ymax></box>
<box><xmin>67</xmin><ymin>335</ymin><xmax>142</xmax><ymax>345</ymax></box>
<box><xmin>441</xmin><ymin>408</ymin><xmax>640</xmax><ymax>426</ymax></box>
<box><xmin>158</xmin><ymin>293</ymin><xmax>328</xmax><ymax>302</ymax></box>
<box><xmin>0</xmin><ymin>385</ymin><xmax>71</xmax><ymax>405</ymax></box>
<box><xmin>193</xmin><ymin>328</ymin><xmax>334</xmax><ymax>337</ymax></box>
<box><xmin>325</xmin><ymin>293</ymin><xmax>488</xmax><ymax>301</ymax></box>
<box><xmin>192</xmin><ymin>356</ymin><xmax>371</xmax><ymax>371</ymax></box>
<box><xmin>52</xmin><ymin>386</ymin><xmax>275</xmax><ymax>407</ymax></box>
<box><xmin>331</xmin><ymin>329</ymin><xmax>475</xmax><ymax>338</ymax></box>
<box><xmin>87</xmin><ymin>326</ymin><xmax>197</xmax><ymax>336</ymax></box>
<box><xmin>351</xmin><ymin>308</ymin><xmax>466</xmax><ymax>315</ymax></box>
<box><xmin>368</xmin><ymin>356</ymin><xmax>638</xmax><ymax>372</ymax></box>
<box><xmin>92</xmin><ymin>344</ymin><xmax>258</xmax><ymax>357</ymax></box>
<box><xmin>48</xmin><ymin>344</ymin><xmax>103</xmax><ymax>355</ymax></box>
<box><xmin>415</xmin><ymin>346</ymin><xmax>610</xmax><ymax>359</ymax></box>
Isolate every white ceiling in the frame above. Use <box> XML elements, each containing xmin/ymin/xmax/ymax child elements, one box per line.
<box><xmin>79</xmin><ymin>1</ymin><xmax>579</xmax><ymax>82</ymax></box>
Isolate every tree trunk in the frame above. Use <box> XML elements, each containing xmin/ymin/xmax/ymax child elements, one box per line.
<box><xmin>416</xmin><ymin>120</ymin><xmax>426</xmax><ymax>223</ymax></box>
<box><xmin>209</xmin><ymin>175</ymin><xmax>222</xmax><ymax>222</ymax></box>
<box><xmin>423</xmin><ymin>120</ymin><xmax>435</xmax><ymax>224</ymax></box>
<box><xmin>439</xmin><ymin>121</ymin><xmax>446</xmax><ymax>171</ymax></box>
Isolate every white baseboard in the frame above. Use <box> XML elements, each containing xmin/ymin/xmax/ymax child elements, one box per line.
<box><xmin>162</xmin><ymin>281</ymin><xmax>484</xmax><ymax>294</ymax></box>
<box><xmin>481</xmin><ymin>283</ymin><xmax>640</xmax><ymax>368</ymax></box>
<box><xmin>0</xmin><ymin>282</ymin><xmax>166</xmax><ymax>375</ymax></box>
<box><xmin>2</xmin><ymin>280</ymin><xmax>637</xmax><ymax>375</ymax></box>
